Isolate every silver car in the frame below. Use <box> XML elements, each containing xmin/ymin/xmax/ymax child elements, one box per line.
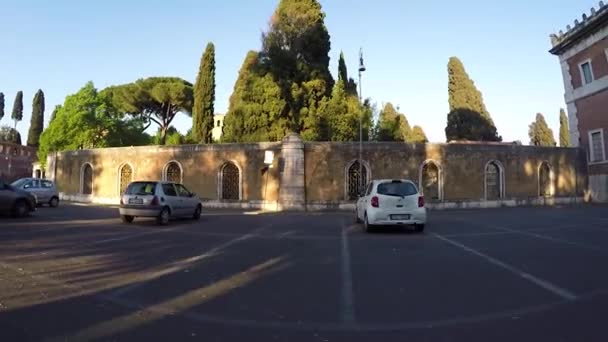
<box><xmin>11</xmin><ymin>178</ymin><xmax>60</xmax><ymax>208</ymax></box>
<box><xmin>119</xmin><ymin>181</ymin><xmax>202</xmax><ymax>225</ymax></box>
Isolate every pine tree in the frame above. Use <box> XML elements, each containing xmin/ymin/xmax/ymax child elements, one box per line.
<box><xmin>193</xmin><ymin>42</ymin><xmax>216</xmax><ymax>144</ymax></box>
<box><xmin>11</xmin><ymin>91</ymin><xmax>23</xmax><ymax>129</ymax></box>
<box><xmin>559</xmin><ymin>108</ymin><xmax>570</xmax><ymax>147</ymax></box>
<box><xmin>0</xmin><ymin>92</ymin><xmax>4</xmax><ymax>121</ymax></box>
<box><xmin>27</xmin><ymin>89</ymin><xmax>45</xmax><ymax>147</ymax></box>
<box><xmin>446</xmin><ymin>57</ymin><xmax>500</xmax><ymax>141</ymax></box>
<box><xmin>528</xmin><ymin>113</ymin><xmax>556</xmax><ymax>147</ymax></box>
<box><xmin>410</xmin><ymin>125</ymin><xmax>428</xmax><ymax>143</ymax></box>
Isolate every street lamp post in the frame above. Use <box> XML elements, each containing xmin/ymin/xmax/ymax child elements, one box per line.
<box><xmin>358</xmin><ymin>48</ymin><xmax>366</xmax><ymax>195</ymax></box>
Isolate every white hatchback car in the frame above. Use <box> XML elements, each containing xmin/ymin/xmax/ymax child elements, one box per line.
<box><xmin>355</xmin><ymin>179</ymin><xmax>427</xmax><ymax>232</ymax></box>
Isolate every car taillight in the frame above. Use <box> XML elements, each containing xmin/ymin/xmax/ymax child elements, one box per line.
<box><xmin>151</xmin><ymin>196</ymin><xmax>160</xmax><ymax>206</ymax></box>
<box><xmin>418</xmin><ymin>196</ymin><xmax>425</xmax><ymax>208</ymax></box>
<box><xmin>371</xmin><ymin>196</ymin><xmax>379</xmax><ymax>208</ymax></box>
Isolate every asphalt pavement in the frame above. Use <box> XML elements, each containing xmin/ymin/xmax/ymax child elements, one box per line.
<box><xmin>1</xmin><ymin>202</ymin><xmax>608</xmax><ymax>341</ymax></box>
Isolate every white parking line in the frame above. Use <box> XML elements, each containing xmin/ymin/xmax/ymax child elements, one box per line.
<box><xmin>494</xmin><ymin>226</ymin><xmax>608</xmax><ymax>253</ymax></box>
<box><xmin>340</xmin><ymin>222</ymin><xmax>356</xmax><ymax>324</ymax></box>
<box><xmin>432</xmin><ymin>233</ymin><xmax>577</xmax><ymax>301</ymax></box>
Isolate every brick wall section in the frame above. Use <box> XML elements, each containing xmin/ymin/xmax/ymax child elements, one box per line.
<box><xmin>51</xmin><ymin>141</ymin><xmax>587</xmax><ymax>204</ymax></box>
<box><xmin>305</xmin><ymin>142</ymin><xmax>587</xmax><ymax>202</ymax></box>
<box><xmin>52</xmin><ymin>143</ymin><xmax>282</xmax><ymax>201</ymax></box>
<box><xmin>568</xmin><ymin>37</ymin><xmax>608</xmax><ymax>89</ymax></box>
<box><xmin>0</xmin><ymin>142</ymin><xmax>37</xmax><ymax>183</ymax></box>
<box><xmin>575</xmin><ymin>90</ymin><xmax>608</xmax><ymax>169</ymax></box>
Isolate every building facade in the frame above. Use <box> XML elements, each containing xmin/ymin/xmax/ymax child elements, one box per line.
<box><xmin>550</xmin><ymin>1</ymin><xmax>608</xmax><ymax>201</ymax></box>
<box><xmin>47</xmin><ymin>134</ymin><xmax>588</xmax><ymax>210</ymax></box>
<box><xmin>0</xmin><ymin>142</ymin><xmax>37</xmax><ymax>183</ymax></box>
<box><xmin>212</xmin><ymin>114</ymin><xmax>225</xmax><ymax>142</ymax></box>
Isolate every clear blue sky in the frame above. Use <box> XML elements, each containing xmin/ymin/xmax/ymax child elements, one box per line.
<box><xmin>0</xmin><ymin>0</ymin><xmax>592</xmax><ymax>143</ymax></box>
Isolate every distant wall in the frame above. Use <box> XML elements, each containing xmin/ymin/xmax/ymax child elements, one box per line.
<box><xmin>0</xmin><ymin>142</ymin><xmax>37</xmax><ymax>183</ymax></box>
<box><xmin>48</xmin><ymin>135</ymin><xmax>591</xmax><ymax>209</ymax></box>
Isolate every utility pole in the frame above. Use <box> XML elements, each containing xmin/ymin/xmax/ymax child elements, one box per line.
<box><xmin>358</xmin><ymin>48</ymin><xmax>366</xmax><ymax>195</ymax></box>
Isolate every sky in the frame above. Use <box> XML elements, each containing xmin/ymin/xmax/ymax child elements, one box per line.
<box><xmin>0</xmin><ymin>0</ymin><xmax>594</xmax><ymax>143</ymax></box>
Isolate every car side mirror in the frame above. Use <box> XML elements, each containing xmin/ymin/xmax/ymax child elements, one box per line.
<box><xmin>23</xmin><ymin>184</ymin><xmax>30</xmax><ymax>189</ymax></box>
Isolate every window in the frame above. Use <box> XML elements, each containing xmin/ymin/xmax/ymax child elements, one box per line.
<box><xmin>41</xmin><ymin>180</ymin><xmax>54</xmax><ymax>189</ymax></box>
<box><xmin>220</xmin><ymin>162</ymin><xmax>240</xmax><ymax>200</ymax></box>
<box><xmin>377</xmin><ymin>181</ymin><xmax>418</xmax><ymax>197</ymax></box>
<box><xmin>217</xmin><ymin>120</ymin><xmax>221</xmax><ymax>127</ymax></box>
<box><xmin>162</xmin><ymin>183</ymin><xmax>178</xmax><ymax>197</ymax></box>
<box><xmin>81</xmin><ymin>163</ymin><xmax>93</xmax><ymax>195</ymax></box>
<box><xmin>175</xmin><ymin>184</ymin><xmax>192</xmax><ymax>197</ymax></box>
<box><xmin>420</xmin><ymin>161</ymin><xmax>441</xmax><ymax>201</ymax></box>
<box><xmin>164</xmin><ymin>161</ymin><xmax>182</xmax><ymax>183</ymax></box>
<box><xmin>346</xmin><ymin>160</ymin><xmax>368</xmax><ymax>200</ymax></box>
<box><xmin>589</xmin><ymin>130</ymin><xmax>606</xmax><ymax>162</ymax></box>
<box><xmin>579</xmin><ymin>61</ymin><xmax>594</xmax><ymax>85</ymax></box>
<box><xmin>125</xmin><ymin>182</ymin><xmax>156</xmax><ymax>195</ymax></box>
<box><xmin>539</xmin><ymin>162</ymin><xmax>553</xmax><ymax>197</ymax></box>
<box><xmin>119</xmin><ymin>164</ymin><xmax>133</xmax><ymax>195</ymax></box>
<box><xmin>485</xmin><ymin>161</ymin><xmax>504</xmax><ymax>200</ymax></box>
<box><xmin>365</xmin><ymin>182</ymin><xmax>373</xmax><ymax>196</ymax></box>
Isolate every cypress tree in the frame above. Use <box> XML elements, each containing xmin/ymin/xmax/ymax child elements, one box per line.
<box><xmin>376</xmin><ymin>103</ymin><xmax>405</xmax><ymax>141</ymax></box>
<box><xmin>260</xmin><ymin>0</ymin><xmax>333</xmax><ymax>138</ymax></box>
<box><xmin>0</xmin><ymin>92</ymin><xmax>4</xmax><ymax>121</ymax></box>
<box><xmin>338</xmin><ymin>51</ymin><xmax>348</xmax><ymax>84</ymax></box>
<box><xmin>27</xmin><ymin>89</ymin><xmax>45</xmax><ymax>147</ymax></box>
<box><xmin>446</xmin><ymin>57</ymin><xmax>500</xmax><ymax>141</ymax></box>
<box><xmin>528</xmin><ymin>113</ymin><xmax>556</xmax><ymax>147</ymax></box>
<box><xmin>193</xmin><ymin>42</ymin><xmax>216</xmax><ymax>143</ymax></box>
<box><xmin>49</xmin><ymin>105</ymin><xmax>61</xmax><ymax>124</ymax></box>
<box><xmin>12</xmin><ymin>91</ymin><xmax>23</xmax><ymax>129</ymax></box>
<box><xmin>411</xmin><ymin>125</ymin><xmax>428</xmax><ymax>143</ymax></box>
<box><xmin>559</xmin><ymin>108</ymin><xmax>570</xmax><ymax>147</ymax></box>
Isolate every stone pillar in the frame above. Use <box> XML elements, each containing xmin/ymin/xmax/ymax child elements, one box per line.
<box><xmin>279</xmin><ymin>133</ymin><xmax>306</xmax><ymax>211</ymax></box>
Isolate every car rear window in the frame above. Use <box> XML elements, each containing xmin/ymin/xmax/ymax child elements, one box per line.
<box><xmin>125</xmin><ymin>182</ymin><xmax>157</xmax><ymax>195</ymax></box>
<box><xmin>377</xmin><ymin>181</ymin><xmax>418</xmax><ymax>197</ymax></box>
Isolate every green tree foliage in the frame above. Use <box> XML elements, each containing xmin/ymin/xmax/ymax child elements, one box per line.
<box><xmin>529</xmin><ymin>113</ymin><xmax>556</xmax><ymax>147</ymax></box>
<box><xmin>49</xmin><ymin>105</ymin><xmax>61</xmax><ymax>124</ymax></box>
<box><xmin>38</xmin><ymin>82</ymin><xmax>150</xmax><ymax>166</ymax></box>
<box><xmin>27</xmin><ymin>89</ymin><xmax>45</xmax><ymax>147</ymax></box>
<box><xmin>107</xmin><ymin>77</ymin><xmax>193</xmax><ymax>145</ymax></box>
<box><xmin>337</xmin><ymin>51</ymin><xmax>358</xmax><ymax>97</ymax></box>
<box><xmin>446</xmin><ymin>57</ymin><xmax>500</xmax><ymax>141</ymax></box>
<box><xmin>153</xmin><ymin>126</ymin><xmax>184</xmax><ymax>146</ymax></box>
<box><xmin>259</xmin><ymin>0</ymin><xmax>333</xmax><ymax>138</ymax></box>
<box><xmin>0</xmin><ymin>126</ymin><xmax>21</xmax><ymax>144</ymax></box>
<box><xmin>11</xmin><ymin>91</ymin><xmax>23</xmax><ymax>129</ymax></box>
<box><xmin>318</xmin><ymin>80</ymin><xmax>363</xmax><ymax>141</ymax></box>
<box><xmin>222</xmin><ymin>51</ymin><xmax>288</xmax><ymax>142</ymax></box>
<box><xmin>446</xmin><ymin>108</ymin><xmax>501</xmax><ymax>142</ymax></box>
<box><xmin>375</xmin><ymin>103</ymin><xmax>411</xmax><ymax>142</ymax></box>
<box><xmin>0</xmin><ymin>92</ymin><xmax>4</xmax><ymax>121</ymax></box>
<box><xmin>192</xmin><ymin>42</ymin><xmax>216</xmax><ymax>144</ymax></box>
<box><xmin>559</xmin><ymin>108</ymin><xmax>570</xmax><ymax>147</ymax></box>
<box><xmin>410</xmin><ymin>125</ymin><xmax>428</xmax><ymax>143</ymax></box>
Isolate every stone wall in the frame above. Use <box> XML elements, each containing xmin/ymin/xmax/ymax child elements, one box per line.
<box><xmin>0</xmin><ymin>142</ymin><xmax>37</xmax><ymax>183</ymax></box>
<box><xmin>48</xmin><ymin>135</ymin><xmax>591</xmax><ymax>209</ymax></box>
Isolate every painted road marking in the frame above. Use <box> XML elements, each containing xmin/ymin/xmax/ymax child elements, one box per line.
<box><xmin>432</xmin><ymin>233</ymin><xmax>577</xmax><ymax>301</ymax></box>
<box><xmin>494</xmin><ymin>226</ymin><xmax>608</xmax><ymax>254</ymax></box>
<box><xmin>340</xmin><ymin>222</ymin><xmax>356</xmax><ymax>324</ymax></box>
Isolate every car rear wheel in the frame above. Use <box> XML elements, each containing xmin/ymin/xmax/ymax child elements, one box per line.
<box><xmin>157</xmin><ymin>207</ymin><xmax>170</xmax><ymax>226</ymax></box>
<box><xmin>193</xmin><ymin>205</ymin><xmax>202</xmax><ymax>220</ymax></box>
<box><xmin>12</xmin><ymin>200</ymin><xmax>29</xmax><ymax>218</ymax></box>
<box><xmin>364</xmin><ymin>213</ymin><xmax>375</xmax><ymax>233</ymax></box>
<box><xmin>121</xmin><ymin>215</ymin><xmax>134</xmax><ymax>223</ymax></box>
<box><xmin>49</xmin><ymin>197</ymin><xmax>59</xmax><ymax>208</ymax></box>
<box><xmin>415</xmin><ymin>224</ymin><xmax>425</xmax><ymax>233</ymax></box>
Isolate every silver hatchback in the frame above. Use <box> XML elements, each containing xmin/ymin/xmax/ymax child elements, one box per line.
<box><xmin>119</xmin><ymin>181</ymin><xmax>202</xmax><ymax>225</ymax></box>
<box><xmin>11</xmin><ymin>178</ymin><xmax>60</xmax><ymax>208</ymax></box>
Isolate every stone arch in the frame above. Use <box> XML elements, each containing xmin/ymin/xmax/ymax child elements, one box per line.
<box><xmin>118</xmin><ymin>163</ymin><xmax>134</xmax><ymax>195</ymax></box>
<box><xmin>538</xmin><ymin>161</ymin><xmax>555</xmax><ymax>197</ymax></box>
<box><xmin>484</xmin><ymin>160</ymin><xmax>505</xmax><ymax>200</ymax></box>
<box><xmin>80</xmin><ymin>163</ymin><xmax>94</xmax><ymax>195</ymax></box>
<box><xmin>163</xmin><ymin>160</ymin><xmax>183</xmax><ymax>184</ymax></box>
<box><xmin>345</xmin><ymin>159</ymin><xmax>371</xmax><ymax>201</ymax></box>
<box><xmin>218</xmin><ymin>161</ymin><xmax>242</xmax><ymax>200</ymax></box>
<box><xmin>419</xmin><ymin>159</ymin><xmax>443</xmax><ymax>201</ymax></box>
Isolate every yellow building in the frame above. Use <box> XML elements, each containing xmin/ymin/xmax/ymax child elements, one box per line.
<box><xmin>212</xmin><ymin>114</ymin><xmax>225</xmax><ymax>142</ymax></box>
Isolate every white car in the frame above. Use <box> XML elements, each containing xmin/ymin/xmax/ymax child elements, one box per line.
<box><xmin>355</xmin><ymin>179</ymin><xmax>427</xmax><ymax>232</ymax></box>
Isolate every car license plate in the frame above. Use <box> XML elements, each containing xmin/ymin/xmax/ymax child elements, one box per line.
<box><xmin>129</xmin><ymin>198</ymin><xmax>143</xmax><ymax>204</ymax></box>
<box><xmin>391</xmin><ymin>214</ymin><xmax>410</xmax><ymax>220</ymax></box>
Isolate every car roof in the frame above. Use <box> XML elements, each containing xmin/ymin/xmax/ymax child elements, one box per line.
<box><xmin>372</xmin><ymin>179</ymin><xmax>415</xmax><ymax>184</ymax></box>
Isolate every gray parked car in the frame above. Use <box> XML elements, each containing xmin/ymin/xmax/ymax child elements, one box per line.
<box><xmin>11</xmin><ymin>178</ymin><xmax>60</xmax><ymax>207</ymax></box>
<box><xmin>0</xmin><ymin>180</ymin><xmax>37</xmax><ymax>217</ymax></box>
<box><xmin>119</xmin><ymin>181</ymin><xmax>202</xmax><ymax>225</ymax></box>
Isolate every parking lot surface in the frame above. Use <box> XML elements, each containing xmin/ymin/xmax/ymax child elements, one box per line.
<box><xmin>1</xmin><ymin>203</ymin><xmax>608</xmax><ymax>341</ymax></box>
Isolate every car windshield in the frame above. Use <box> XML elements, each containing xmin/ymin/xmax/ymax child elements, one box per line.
<box><xmin>377</xmin><ymin>181</ymin><xmax>417</xmax><ymax>197</ymax></box>
<box><xmin>11</xmin><ymin>179</ymin><xmax>29</xmax><ymax>188</ymax></box>
<box><xmin>125</xmin><ymin>182</ymin><xmax>157</xmax><ymax>196</ymax></box>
